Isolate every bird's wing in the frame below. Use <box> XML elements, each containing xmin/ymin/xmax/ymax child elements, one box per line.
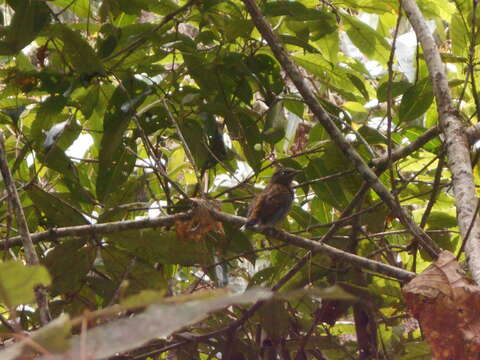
<box><xmin>249</xmin><ymin>184</ymin><xmax>293</xmax><ymax>226</ymax></box>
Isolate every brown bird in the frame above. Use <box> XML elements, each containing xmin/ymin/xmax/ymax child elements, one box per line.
<box><xmin>242</xmin><ymin>168</ymin><xmax>301</xmax><ymax>229</ymax></box>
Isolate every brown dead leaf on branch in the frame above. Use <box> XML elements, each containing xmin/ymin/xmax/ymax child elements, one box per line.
<box><xmin>175</xmin><ymin>198</ymin><xmax>225</xmax><ymax>241</ymax></box>
<box><xmin>403</xmin><ymin>251</ymin><xmax>480</xmax><ymax>359</ymax></box>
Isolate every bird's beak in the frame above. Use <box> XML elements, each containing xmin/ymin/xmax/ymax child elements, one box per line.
<box><xmin>289</xmin><ymin>169</ymin><xmax>302</xmax><ymax>177</ymax></box>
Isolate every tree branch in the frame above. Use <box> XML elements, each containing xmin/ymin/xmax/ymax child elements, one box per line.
<box><xmin>0</xmin><ymin>212</ymin><xmax>191</xmax><ymax>249</ymax></box>
<box><xmin>1</xmin><ymin>208</ymin><xmax>414</xmax><ymax>282</ymax></box>
<box><xmin>371</xmin><ymin>122</ymin><xmax>480</xmax><ymax>171</ymax></box>
<box><xmin>402</xmin><ymin>0</ymin><xmax>480</xmax><ymax>283</ymax></box>
<box><xmin>209</xmin><ymin>210</ymin><xmax>415</xmax><ymax>281</ymax></box>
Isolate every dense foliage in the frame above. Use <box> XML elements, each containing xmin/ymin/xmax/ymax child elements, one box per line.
<box><xmin>0</xmin><ymin>0</ymin><xmax>476</xmax><ymax>359</ymax></box>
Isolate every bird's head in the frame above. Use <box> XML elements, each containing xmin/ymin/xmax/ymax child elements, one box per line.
<box><xmin>270</xmin><ymin>167</ymin><xmax>301</xmax><ymax>185</ymax></box>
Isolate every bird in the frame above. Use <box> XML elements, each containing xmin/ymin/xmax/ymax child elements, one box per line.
<box><xmin>242</xmin><ymin>167</ymin><xmax>301</xmax><ymax>230</ymax></box>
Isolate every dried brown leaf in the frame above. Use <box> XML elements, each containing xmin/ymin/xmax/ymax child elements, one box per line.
<box><xmin>175</xmin><ymin>198</ymin><xmax>225</xmax><ymax>240</ymax></box>
<box><xmin>403</xmin><ymin>251</ymin><xmax>480</xmax><ymax>359</ymax></box>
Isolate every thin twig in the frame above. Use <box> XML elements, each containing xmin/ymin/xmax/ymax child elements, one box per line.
<box><xmin>386</xmin><ymin>2</ymin><xmax>403</xmax><ymax>199</ymax></box>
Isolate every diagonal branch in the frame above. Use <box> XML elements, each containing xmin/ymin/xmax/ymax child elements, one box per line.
<box><xmin>401</xmin><ymin>0</ymin><xmax>480</xmax><ymax>283</ymax></box>
<box><xmin>209</xmin><ymin>210</ymin><xmax>415</xmax><ymax>281</ymax></box>
<box><xmin>241</xmin><ymin>0</ymin><xmax>440</xmax><ymax>258</ymax></box>
<box><xmin>372</xmin><ymin>122</ymin><xmax>480</xmax><ymax>172</ymax></box>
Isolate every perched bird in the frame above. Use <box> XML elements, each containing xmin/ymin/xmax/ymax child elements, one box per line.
<box><xmin>242</xmin><ymin>167</ymin><xmax>301</xmax><ymax>229</ymax></box>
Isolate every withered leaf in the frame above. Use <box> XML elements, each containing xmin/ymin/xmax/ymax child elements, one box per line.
<box><xmin>175</xmin><ymin>198</ymin><xmax>225</xmax><ymax>241</ymax></box>
<box><xmin>403</xmin><ymin>251</ymin><xmax>480</xmax><ymax>360</ymax></box>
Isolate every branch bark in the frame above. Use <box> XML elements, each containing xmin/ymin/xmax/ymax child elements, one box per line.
<box><xmin>210</xmin><ymin>210</ymin><xmax>415</xmax><ymax>281</ymax></box>
<box><xmin>402</xmin><ymin>0</ymin><xmax>480</xmax><ymax>283</ymax></box>
<box><xmin>1</xmin><ymin>208</ymin><xmax>414</xmax><ymax>282</ymax></box>
<box><xmin>241</xmin><ymin>0</ymin><xmax>440</xmax><ymax>259</ymax></box>
<box><xmin>0</xmin><ymin>131</ymin><xmax>51</xmax><ymax>325</ymax></box>
<box><xmin>0</xmin><ymin>212</ymin><xmax>190</xmax><ymax>248</ymax></box>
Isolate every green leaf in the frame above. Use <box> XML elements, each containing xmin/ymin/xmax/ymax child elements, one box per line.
<box><xmin>309</xmin><ymin>15</ymin><xmax>338</xmax><ymax>40</ymax></box>
<box><xmin>148</xmin><ymin>0</ymin><xmax>180</xmax><ymax>14</ymax></box>
<box><xmin>97</xmin><ymin>136</ymin><xmax>137</xmax><ymax>203</ymax></box>
<box><xmin>51</xmin><ymin>0</ymin><xmax>91</xmax><ymax>18</ymax></box>
<box><xmin>425</xmin><ymin>211</ymin><xmax>457</xmax><ymax>229</ymax></box>
<box><xmin>263</xmin><ymin>1</ymin><xmax>324</xmax><ymax>20</ymax></box>
<box><xmin>397</xmin><ymin>126</ymin><xmax>442</xmax><ymax>152</ymax></box>
<box><xmin>0</xmin><ymin>261</ymin><xmax>51</xmax><ymax>308</ymax></box>
<box><xmin>342</xmin><ymin>13</ymin><xmax>390</xmax><ymax>64</ymax></box>
<box><xmin>451</xmin><ymin>13</ymin><xmax>469</xmax><ymax>58</ymax></box>
<box><xmin>44</xmin><ymin>241</ymin><xmax>95</xmax><ymax>296</ymax></box>
<box><xmin>246</xmin><ymin>53</ymin><xmax>284</xmax><ymax>97</ymax></box>
<box><xmin>97</xmin><ymin>26</ymin><xmax>120</xmax><ymax>58</ymax></box>
<box><xmin>52</xmin><ymin>24</ymin><xmax>105</xmax><ymax>76</ymax></box>
<box><xmin>0</xmin><ymin>0</ymin><xmax>50</xmax><ymax>55</ymax></box>
<box><xmin>76</xmin><ymin>85</ymin><xmax>101</xmax><ymax>119</ymax></box>
<box><xmin>96</xmin><ymin>77</ymin><xmax>149</xmax><ymax>201</ymax></box>
<box><xmin>263</xmin><ymin>101</ymin><xmax>287</xmax><ymax>144</ymax></box>
<box><xmin>315</xmin><ymin>31</ymin><xmax>339</xmax><ymax>63</ymax></box>
<box><xmin>279</xmin><ymin>34</ymin><xmax>319</xmax><ymax>53</ymax></box>
<box><xmin>311</xmin><ymin>197</ymin><xmax>334</xmax><ymax>224</ymax></box>
<box><xmin>306</xmin><ymin>158</ymin><xmax>350</xmax><ymax>209</ymax></box>
<box><xmin>223</xmin><ymin>18</ymin><xmax>254</xmax><ymax>41</ymax></box>
<box><xmin>347</xmin><ymin>73</ymin><xmax>369</xmax><ymax>100</ymax></box>
<box><xmin>110</xmin><ymin>230</ymin><xmax>214</xmax><ymax>266</ymax></box>
<box><xmin>37</xmin><ymin>145</ymin><xmax>81</xmax><ymax>183</ymax></box>
<box><xmin>177</xmin><ymin>117</ymin><xmax>211</xmax><ymax>171</ymax></box>
<box><xmin>399</xmin><ymin>78</ymin><xmax>434</xmax><ymax>123</ymax></box>
<box><xmin>305</xmin><ymin>145</ymin><xmax>363</xmax><ymax>209</ymax></box>
<box><xmin>221</xmin><ymin>224</ymin><xmax>256</xmax><ymax>264</ymax></box>
<box><xmin>419</xmin><ymin>0</ymin><xmax>456</xmax><ymax>21</ymax></box>
<box><xmin>377</xmin><ymin>80</ymin><xmax>411</xmax><ymax>102</ymax></box>
<box><xmin>342</xmin><ymin>101</ymin><xmax>368</xmax><ymax>123</ymax></box>
<box><xmin>293</xmin><ymin>54</ymin><xmax>360</xmax><ymax>100</ymax></box>
<box><xmin>358</xmin><ymin>125</ymin><xmax>389</xmax><ymax>145</ymax></box>
<box><xmin>290</xmin><ymin>205</ymin><xmax>322</xmax><ymax>229</ymax></box>
<box><xmin>225</xmin><ymin>112</ymin><xmax>264</xmax><ymax>171</ymax></box>
<box><xmin>31</xmin><ymin>96</ymin><xmax>68</xmax><ymax>148</ymax></box>
<box><xmin>116</xmin><ymin>0</ymin><xmax>151</xmax><ymax>15</ymax></box>
<box><xmin>336</xmin><ymin>0</ymin><xmax>392</xmax><ymax>14</ymax></box>
<box><xmin>284</xmin><ymin>98</ymin><xmax>304</xmax><ymax>118</ymax></box>
<box><xmin>101</xmin><ymin>246</ymin><xmax>169</xmax><ymax>296</ymax></box>
<box><xmin>249</xmin><ymin>266</ymin><xmax>279</xmax><ymax>287</ymax></box>
<box><xmin>26</xmin><ymin>185</ymin><xmax>89</xmax><ymax>227</ymax></box>
<box><xmin>258</xmin><ymin>300</ymin><xmax>290</xmax><ymax>339</ymax></box>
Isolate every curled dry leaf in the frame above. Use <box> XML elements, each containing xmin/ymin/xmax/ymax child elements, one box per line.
<box><xmin>175</xmin><ymin>198</ymin><xmax>225</xmax><ymax>240</ymax></box>
<box><xmin>403</xmin><ymin>251</ymin><xmax>480</xmax><ymax>359</ymax></box>
<box><xmin>290</xmin><ymin>122</ymin><xmax>311</xmax><ymax>155</ymax></box>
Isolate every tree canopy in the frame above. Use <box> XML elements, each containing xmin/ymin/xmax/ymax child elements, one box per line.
<box><xmin>0</xmin><ymin>0</ymin><xmax>480</xmax><ymax>359</ymax></box>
